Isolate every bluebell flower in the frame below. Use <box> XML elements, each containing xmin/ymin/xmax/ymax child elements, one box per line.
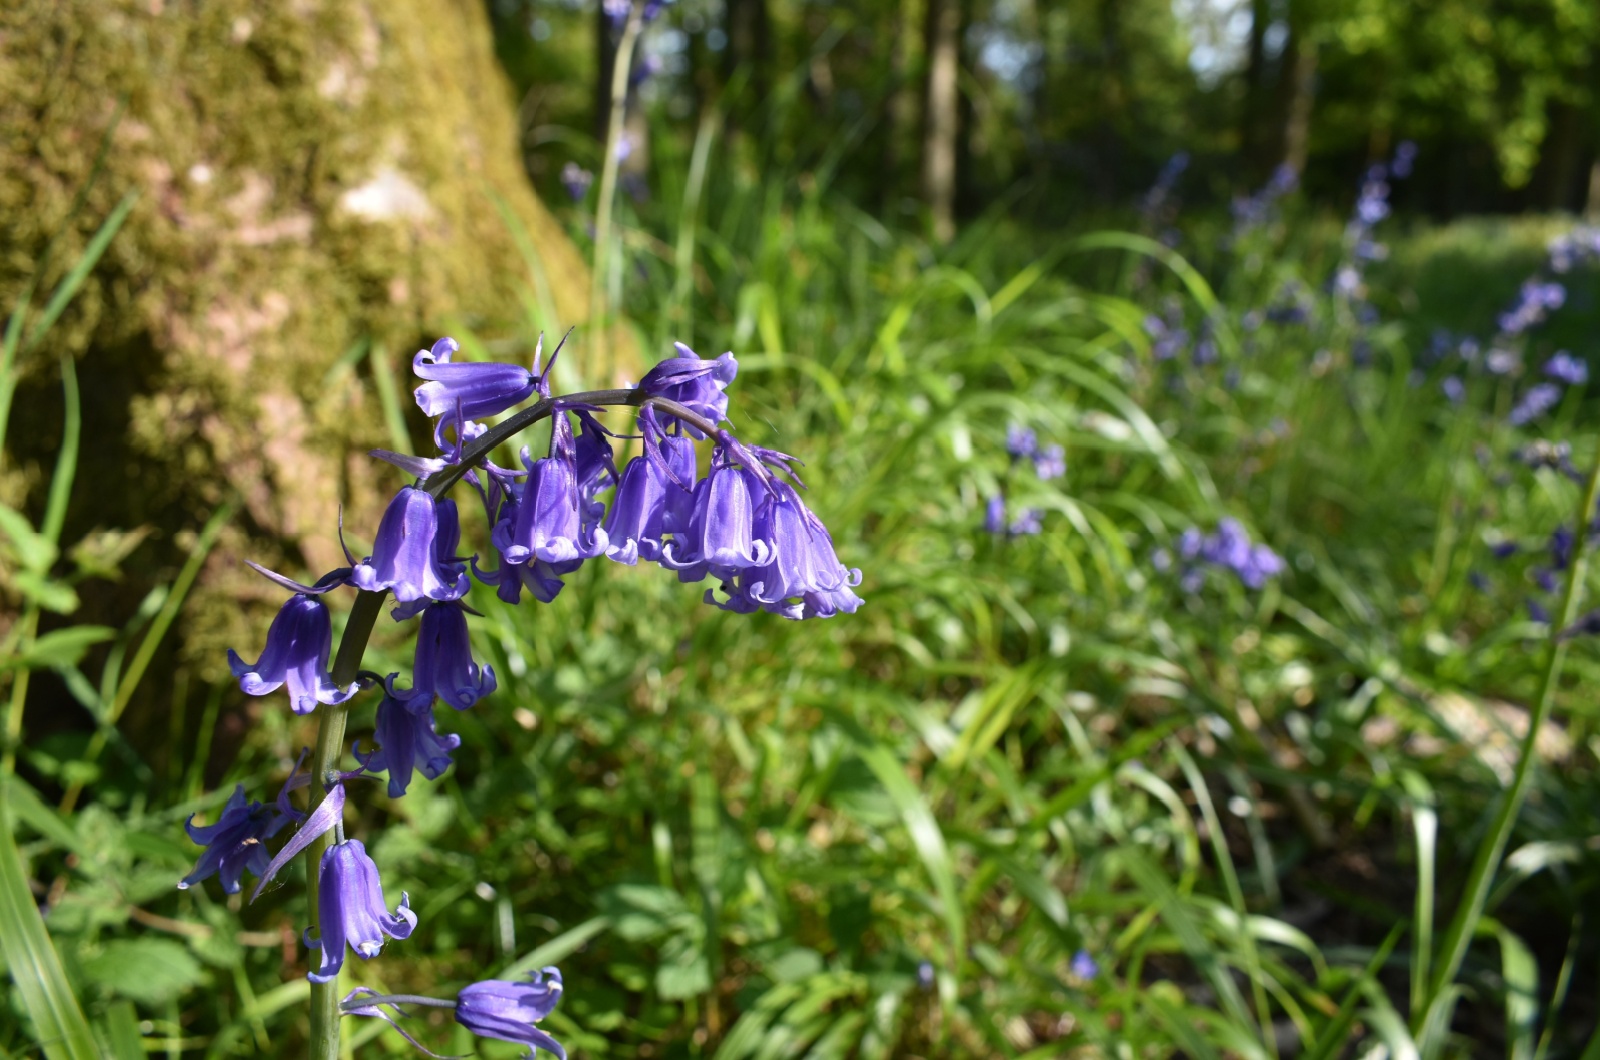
<box><xmin>604</xmin><ymin>454</ymin><xmax>668</xmax><ymax>565</ymax></box>
<box><xmin>1008</xmin><ymin>508</ymin><xmax>1044</xmax><ymax>536</ymax></box>
<box><xmin>916</xmin><ymin>961</ymin><xmax>936</xmax><ymax>991</ymax></box>
<box><xmin>456</xmin><ymin>967</ymin><xmax>567</xmax><ymax>1059</ymax></box>
<box><xmin>1491</xmin><ymin>541</ymin><xmax>1519</xmax><ymax>560</ymax></box>
<box><xmin>1548</xmin><ymin>227</ymin><xmax>1600</xmax><ymax>273</ymax></box>
<box><xmin>306</xmin><ymin>839</ymin><xmax>416</xmax><ymax>984</ymax></box>
<box><xmin>560</xmin><ymin>162</ymin><xmax>593</xmax><ymax>202</ymax></box>
<box><xmin>506</xmin><ymin>413</ymin><xmax>610</xmax><ymax>567</ymax></box>
<box><xmin>984</xmin><ymin>496</ymin><xmax>1006</xmax><ymax>535</ymax></box>
<box><xmin>1033</xmin><ymin>444</ymin><xmax>1065</xmax><ymax>481</ymax></box>
<box><xmin>1441</xmin><ymin>376</ymin><xmax>1465</xmax><ymax>404</ymax></box>
<box><xmin>1143</xmin><ymin>312</ymin><xmax>1189</xmax><ymax>361</ymax></box>
<box><xmin>354</xmin><ymin>691</ymin><xmax>462</xmax><ymax>798</ymax></box>
<box><xmin>392</xmin><ymin>602</ymin><xmax>496</xmax><ymax>711</ymax></box>
<box><xmin>1544</xmin><ymin>352</ymin><xmax>1588</xmax><ymax>386</ymax></box>
<box><xmin>709</xmin><ymin>480</ymin><xmax>856</xmax><ymax>610</ymax></box>
<box><xmin>1071</xmin><ymin>949</ymin><xmax>1099</xmax><ymax>979</ymax></box>
<box><xmin>412</xmin><ymin>337</ymin><xmax>535</xmax><ymax>422</ymax></box>
<box><xmin>1175</xmin><ymin>519</ymin><xmax>1283</xmax><ymax>590</ymax></box>
<box><xmin>352</xmin><ymin>487</ymin><xmax>471</xmax><ymax>604</ymax></box>
<box><xmin>1005</xmin><ymin>423</ymin><xmax>1038</xmax><ymax>460</ymax></box>
<box><xmin>1559</xmin><ymin>610</ymin><xmax>1600</xmax><ymax>639</ymax></box>
<box><xmin>629</xmin><ymin>54</ymin><xmax>661</xmax><ymax>89</ymax></box>
<box><xmin>1391</xmin><ymin>140</ymin><xmax>1418</xmax><ymax>179</ymax></box>
<box><xmin>1548</xmin><ymin>526</ymin><xmax>1574</xmax><ymax>571</ymax></box>
<box><xmin>1468</xmin><ymin>570</ymin><xmax>1490</xmax><ymax>592</ymax></box>
<box><xmin>177</xmin><ymin>785</ymin><xmax>288</xmax><ymax>894</ymax></box>
<box><xmin>228</xmin><ymin>593</ymin><xmax>358</xmax><ymax>714</ymax></box>
<box><xmin>1509</xmin><ymin>383</ymin><xmax>1562</xmax><ymax>427</ymax></box>
<box><xmin>661</xmin><ymin>460</ymin><xmax>771</xmax><ymax>580</ymax></box>
<box><xmin>1499</xmin><ymin>281</ymin><xmax>1566</xmax><ymax>336</ymax></box>
<box><xmin>1486</xmin><ymin>347</ymin><xmax>1520</xmax><ymax>375</ymax></box>
<box><xmin>1528</xmin><ymin>597</ymin><xmax>1551</xmax><ymax>623</ymax></box>
<box><xmin>637</xmin><ymin>343</ymin><xmax>738</xmax><ymax>431</ymax></box>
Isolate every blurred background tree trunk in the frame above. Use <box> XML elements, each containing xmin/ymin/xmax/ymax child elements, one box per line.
<box><xmin>0</xmin><ymin>0</ymin><xmax>590</xmax><ymax>777</ymax></box>
<box><xmin>922</xmin><ymin>0</ymin><xmax>962</xmax><ymax>243</ymax></box>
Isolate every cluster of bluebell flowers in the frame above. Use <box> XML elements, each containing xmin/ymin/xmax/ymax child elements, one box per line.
<box><xmin>985</xmin><ymin>423</ymin><xmax>1064</xmax><ymax>537</ymax></box>
<box><xmin>179</xmin><ymin>334</ymin><xmax>858</xmax><ymax>1057</ymax></box>
<box><xmin>1152</xmin><ymin>518</ymin><xmax>1284</xmax><ymax>594</ymax></box>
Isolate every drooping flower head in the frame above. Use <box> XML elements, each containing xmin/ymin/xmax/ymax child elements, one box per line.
<box><xmin>505</xmin><ymin>410</ymin><xmax>611</xmax><ymax>567</ymax></box>
<box><xmin>228</xmin><ymin>593</ymin><xmax>358</xmax><ymax>714</ymax></box>
<box><xmin>354</xmin><ymin>691</ymin><xmax>463</xmax><ymax>798</ymax></box>
<box><xmin>1544</xmin><ymin>352</ymin><xmax>1588</xmax><ymax>387</ymax></box>
<box><xmin>1033</xmin><ymin>444</ymin><xmax>1066</xmax><ymax>481</ymax></box>
<box><xmin>637</xmin><ymin>343</ymin><xmax>738</xmax><ymax>432</ymax></box>
<box><xmin>391</xmin><ymin>601</ymin><xmax>497</xmax><ymax>711</ymax></box>
<box><xmin>178</xmin><ymin>785</ymin><xmax>288</xmax><ymax>894</ymax></box>
<box><xmin>352</xmin><ymin>487</ymin><xmax>471</xmax><ymax>604</ymax></box>
<box><xmin>456</xmin><ymin>967</ymin><xmax>567</xmax><ymax>1060</ymax></box>
<box><xmin>413</xmin><ymin>337</ymin><xmax>536</xmax><ymax>424</ymax></box>
<box><xmin>306</xmin><ymin>839</ymin><xmax>416</xmax><ymax>984</ymax></box>
<box><xmin>1510</xmin><ymin>382</ymin><xmax>1563</xmax><ymax>427</ymax></box>
<box><xmin>1005</xmin><ymin>423</ymin><xmax>1038</xmax><ymax>461</ymax></box>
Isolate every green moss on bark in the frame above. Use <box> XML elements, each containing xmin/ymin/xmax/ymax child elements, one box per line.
<box><xmin>0</xmin><ymin>0</ymin><xmax>590</xmax><ymax>761</ymax></box>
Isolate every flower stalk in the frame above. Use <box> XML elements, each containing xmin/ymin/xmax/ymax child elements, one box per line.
<box><xmin>191</xmin><ymin>337</ymin><xmax>857</xmax><ymax>1060</ymax></box>
<box><xmin>1417</xmin><ymin>437</ymin><xmax>1600</xmax><ymax>1030</ymax></box>
<box><xmin>589</xmin><ymin>3</ymin><xmax>645</xmax><ymax>384</ymax></box>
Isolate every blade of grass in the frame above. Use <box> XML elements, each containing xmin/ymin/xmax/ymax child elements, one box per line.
<box><xmin>0</xmin><ymin>778</ymin><xmax>102</xmax><ymax>1060</ymax></box>
<box><xmin>1421</xmin><ymin>440</ymin><xmax>1600</xmax><ymax>1024</ymax></box>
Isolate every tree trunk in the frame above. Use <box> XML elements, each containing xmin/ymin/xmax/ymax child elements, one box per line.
<box><xmin>1240</xmin><ymin>0</ymin><xmax>1270</xmax><ymax>170</ymax></box>
<box><xmin>0</xmin><ymin>0</ymin><xmax>590</xmax><ymax>760</ymax></box>
<box><xmin>922</xmin><ymin>0</ymin><xmax>961</xmax><ymax>243</ymax></box>
<box><xmin>1279</xmin><ymin>24</ymin><xmax>1317</xmax><ymax>176</ymax></box>
<box><xmin>880</xmin><ymin>0</ymin><xmax>923</xmax><ymax>213</ymax></box>
<box><xmin>724</xmin><ymin>0</ymin><xmax>772</xmax><ymax>107</ymax></box>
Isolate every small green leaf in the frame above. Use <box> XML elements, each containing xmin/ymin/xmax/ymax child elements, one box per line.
<box><xmin>0</xmin><ymin>503</ymin><xmax>55</xmax><ymax>572</ymax></box>
<box><xmin>81</xmin><ymin>938</ymin><xmax>205</xmax><ymax>1006</ymax></box>
<box><xmin>9</xmin><ymin>571</ymin><xmax>79</xmax><ymax>614</ymax></box>
<box><xmin>3</xmin><ymin>626</ymin><xmax>114</xmax><ymax>671</ymax></box>
<box><xmin>69</xmin><ymin>527</ymin><xmax>151</xmax><ymax>581</ymax></box>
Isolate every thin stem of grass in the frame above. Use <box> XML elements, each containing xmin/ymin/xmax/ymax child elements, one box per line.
<box><xmin>1419</xmin><ymin>438</ymin><xmax>1600</xmax><ymax>1028</ymax></box>
<box><xmin>589</xmin><ymin>5</ymin><xmax>645</xmax><ymax>384</ymax></box>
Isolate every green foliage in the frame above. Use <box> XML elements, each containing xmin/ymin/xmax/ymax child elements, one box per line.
<box><xmin>12</xmin><ymin>64</ymin><xmax>1600</xmax><ymax>1060</ymax></box>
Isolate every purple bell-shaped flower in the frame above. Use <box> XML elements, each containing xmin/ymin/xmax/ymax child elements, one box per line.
<box><xmin>661</xmin><ymin>461</ymin><xmax>771</xmax><ymax>581</ymax></box>
<box><xmin>739</xmin><ymin>480</ymin><xmax>849</xmax><ymax>606</ymax></box>
<box><xmin>306</xmin><ymin>839</ymin><xmax>416</xmax><ymax>984</ymax></box>
<box><xmin>354</xmin><ymin>692</ymin><xmax>462</xmax><ymax>798</ymax></box>
<box><xmin>505</xmin><ymin>415</ymin><xmax>608</xmax><ymax>566</ymax></box>
<box><xmin>351</xmin><ymin>487</ymin><xmax>471</xmax><ymax>604</ymax></box>
<box><xmin>637</xmin><ymin>343</ymin><xmax>738</xmax><ymax>433</ymax></box>
<box><xmin>177</xmin><ymin>785</ymin><xmax>287</xmax><ymax>894</ymax></box>
<box><xmin>604</xmin><ymin>455</ymin><xmax>667</xmax><ymax>565</ymax></box>
<box><xmin>391</xmin><ymin>602</ymin><xmax>496</xmax><ymax>711</ymax></box>
<box><xmin>228</xmin><ymin>594</ymin><xmax>358</xmax><ymax>714</ymax></box>
<box><xmin>455</xmin><ymin>967</ymin><xmax>567</xmax><ymax>1060</ymax></box>
<box><xmin>412</xmin><ymin>337</ymin><xmax>535</xmax><ymax>422</ymax></box>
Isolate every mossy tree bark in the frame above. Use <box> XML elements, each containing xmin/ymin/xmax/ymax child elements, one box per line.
<box><xmin>0</xmin><ymin>0</ymin><xmax>589</xmax><ymax>773</ymax></box>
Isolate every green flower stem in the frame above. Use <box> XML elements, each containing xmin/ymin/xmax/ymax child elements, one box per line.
<box><xmin>589</xmin><ymin>3</ymin><xmax>645</xmax><ymax>384</ymax></box>
<box><xmin>1418</xmin><ymin>439</ymin><xmax>1600</xmax><ymax>1028</ymax></box>
<box><xmin>302</xmin><ymin>383</ymin><xmax>706</xmax><ymax>1060</ymax></box>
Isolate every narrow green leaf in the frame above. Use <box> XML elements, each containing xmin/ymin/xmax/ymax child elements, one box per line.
<box><xmin>1</xmin><ymin>626</ymin><xmax>115</xmax><ymax>672</ymax></box>
<box><xmin>497</xmin><ymin>916</ymin><xmax>610</xmax><ymax>980</ymax></box>
<box><xmin>0</xmin><ymin>780</ymin><xmax>101</xmax><ymax>1060</ymax></box>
